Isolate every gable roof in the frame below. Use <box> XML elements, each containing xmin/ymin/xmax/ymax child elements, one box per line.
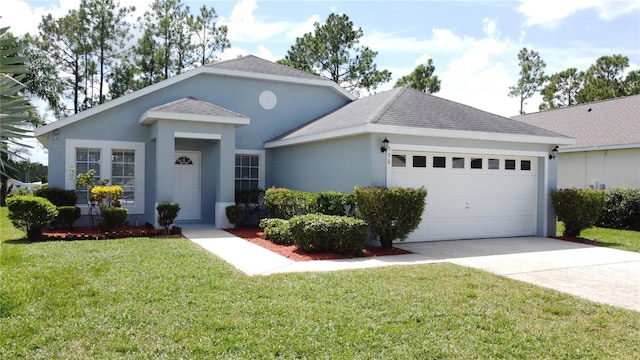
<box><xmin>512</xmin><ymin>95</ymin><xmax>640</xmax><ymax>151</ymax></box>
<box><xmin>205</xmin><ymin>55</ymin><xmax>323</xmax><ymax>81</ymax></box>
<box><xmin>139</xmin><ymin>97</ymin><xmax>249</xmax><ymax>125</ymax></box>
<box><xmin>267</xmin><ymin>87</ymin><xmax>571</xmax><ymax>147</ymax></box>
<box><xmin>35</xmin><ymin>55</ymin><xmax>353</xmax><ymax>141</ymax></box>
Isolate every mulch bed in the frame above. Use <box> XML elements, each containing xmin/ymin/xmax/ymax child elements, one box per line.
<box><xmin>41</xmin><ymin>225</ymin><xmax>170</xmax><ymax>241</ymax></box>
<box><xmin>553</xmin><ymin>235</ymin><xmax>599</xmax><ymax>246</ymax></box>
<box><xmin>225</xmin><ymin>226</ymin><xmax>412</xmax><ymax>262</ymax></box>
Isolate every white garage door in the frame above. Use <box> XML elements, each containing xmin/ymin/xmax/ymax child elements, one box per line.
<box><xmin>390</xmin><ymin>152</ymin><xmax>538</xmax><ymax>242</ymax></box>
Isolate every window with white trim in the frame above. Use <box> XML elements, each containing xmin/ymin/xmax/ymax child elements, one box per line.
<box><xmin>111</xmin><ymin>150</ymin><xmax>135</xmax><ymax>204</ymax></box>
<box><xmin>235</xmin><ymin>154</ymin><xmax>259</xmax><ymax>191</ymax></box>
<box><xmin>75</xmin><ymin>148</ymin><xmax>101</xmax><ymax>203</ymax></box>
<box><xmin>66</xmin><ymin>140</ymin><xmax>145</xmax><ymax>214</ymax></box>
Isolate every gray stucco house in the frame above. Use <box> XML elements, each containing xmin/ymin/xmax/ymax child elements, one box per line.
<box><xmin>35</xmin><ymin>55</ymin><xmax>572</xmax><ymax>241</ymax></box>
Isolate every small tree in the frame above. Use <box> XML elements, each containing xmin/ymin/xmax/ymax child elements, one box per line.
<box><xmin>354</xmin><ymin>186</ymin><xmax>427</xmax><ymax>248</ymax></box>
<box><xmin>157</xmin><ymin>202</ymin><xmax>180</xmax><ymax>235</ymax></box>
<box><xmin>6</xmin><ymin>195</ymin><xmax>58</xmax><ymax>240</ymax></box>
<box><xmin>550</xmin><ymin>189</ymin><xmax>605</xmax><ymax>237</ymax></box>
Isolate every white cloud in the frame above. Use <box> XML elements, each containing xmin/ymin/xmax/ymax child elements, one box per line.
<box><xmin>220</xmin><ymin>0</ymin><xmax>313</xmax><ymax>43</ymax></box>
<box><xmin>518</xmin><ymin>0</ymin><xmax>640</xmax><ymax>28</ymax></box>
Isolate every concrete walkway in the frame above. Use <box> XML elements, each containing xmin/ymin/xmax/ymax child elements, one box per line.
<box><xmin>182</xmin><ymin>224</ymin><xmax>640</xmax><ymax>312</ymax></box>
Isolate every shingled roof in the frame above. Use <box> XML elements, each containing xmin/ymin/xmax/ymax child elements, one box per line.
<box><xmin>139</xmin><ymin>97</ymin><xmax>249</xmax><ymax>125</ymax></box>
<box><xmin>146</xmin><ymin>97</ymin><xmax>246</xmax><ymax>118</ymax></box>
<box><xmin>512</xmin><ymin>95</ymin><xmax>640</xmax><ymax>149</ymax></box>
<box><xmin>205</xmin><ymin>55</ymin><xmax>324</xmax><ymax>81</ymax></box>
<box><xmin>274</xmin><ymin>87</ymin><xmax>567</xmax><ymax>141</ymax></box>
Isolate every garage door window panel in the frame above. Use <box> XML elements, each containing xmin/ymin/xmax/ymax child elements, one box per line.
<box><xmin>392</xmin><ymin>155</ymin><xmax>406</xmax><ymax>167</ymax></box>
<box><xmin>413</xmin><ymin>155</ymin><xmax>427</xmax><ymax>168</ymax></box>
<box><xmin>452</xmin><ymin>157</ymin><xmax>465</xmax><ymax>169</ymax></box>
<box><xmin>488</xmin><ymin>158</ymin><xmax>499</xmax><ymax>170</ymax></box>
<box><xmin>433</xmin><ymin>156</ymin><xmax>446</xmax><ymax>168</ymax></box>
<box><xmin>505</xmin><ymin>159</ymin><xmax>516</xmax><ymax>170</ymax></box>
<box><xmin>471</xmin><ymin>158</ymin><xmax>482</xmax><ymax>169</ymax></box>
<box><xmin>521</xmin><ymin>160</ymin><xmax>531</xmax><ymax>171</ymax></box>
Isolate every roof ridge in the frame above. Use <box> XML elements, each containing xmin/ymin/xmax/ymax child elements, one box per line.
<box><xmin>516</xmin><ymin>94</ymin><xmax>640</xmax><ymax>117</ymax></box>
<box><xmin>369</xmin><ymin>87</ymin><xmax>405</xmax><ymax>124</ymax></box>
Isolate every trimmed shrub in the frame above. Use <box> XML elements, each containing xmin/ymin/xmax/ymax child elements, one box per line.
<box><xmin>226</xmin><ymin>205</ymin><xmax>242</xmax><ymax>229</ymax></box>
<box><xmin>550</xmin><ymin>188</ymin><xmax>605</xmax><ymax>237</ymax></box>
<box><xmin>288</xmin><ymin>214</ymin><xmax>367</xmax><ymax>256</ymax></box>
<box><xmin>259</xmin><ymin>218</ymin><xmax>293</xmax><ymax>245</ymax></box>
<box><xmin>34</xmin><ymin>186</ymin><xmax>77</xmax><ymax>206</ymax></box>
<box><xmin>6</xmin><ymin>195</ymin><xmax>58</xmax><ymax>240</ymax></box>
<box><xmin>598</xmin><ymin>188</ymin><xmax>640</xmax><ymax>231</ymax></box>
<box><xmin>354</xmin><ymin>186</ymin><xmax>427</xmax><ymax>248</ymax></box>
<box><xmin>100</xmin><ymin>207</ymin><xmax>128</xmax><ymax>231</ymax></box>
<box><xmin>315</xmin><ymin>191</ymin><xmax>355</xmax><ymax>216</ymax></box>
<box><xmin>264</xmin><ymin>188</ymin><xmax>317</xmax><ymax>219</ymax></box>
<box><xmin>157</xmin><ymin>202</ymin><xmax>180</xmax><ymax>234</ymax></box>
<box><xmin>91</xmin><ymin>185</ymin><xmax>123</xmax><ymax>207</ymax></box>
<box><xmin>56</xmin><ymin>206</ymin><xmax>81</xmax><ymax>229</ymax></box>
<box><xmin>228</xmin><ymin>188</ymin><xmax>265</xmax><ymax>227</ymax></box>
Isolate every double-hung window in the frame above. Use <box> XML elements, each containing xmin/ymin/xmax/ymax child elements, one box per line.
<box><xmin>67</xmin><ymin>140</ymin><xmax>145</xmax><ymax>214</ymax></box>
<box><xmin>234</xmin><ymin>150</ymin><xmax>265</xmax><ymax>192</ymax></box>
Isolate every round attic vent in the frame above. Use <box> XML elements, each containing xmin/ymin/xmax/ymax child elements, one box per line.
<box><xmin>259</xmin><ymin>90</ymin><xmax>277</xmax><ymax>110</ymax></box>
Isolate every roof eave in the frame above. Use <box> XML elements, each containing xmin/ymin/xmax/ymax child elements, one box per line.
<box><xmin>34</xmin><ymin>64</ymin><xmax>352</xmax><ymax>137</ymax></box>
<box><xmin>139</xmin><ymin>110</ymin><xmax>250</xmax><ymax>126</ymax></box>
<box><xmin>265</xmin><ymin>124</ymin><xmax>576</xmax><ymax>149</ymax></box>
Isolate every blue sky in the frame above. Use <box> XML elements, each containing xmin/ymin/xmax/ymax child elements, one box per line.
<box><xmin>3</xmin><ymin>0</ymin><xmax>639</xmax><ymax>164</ymax></box>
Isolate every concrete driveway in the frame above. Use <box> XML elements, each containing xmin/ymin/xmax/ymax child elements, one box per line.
<box><xmin>395</xmin><ymin>237</ymin><xmax>640</xmax><ymax>312</ymax></box>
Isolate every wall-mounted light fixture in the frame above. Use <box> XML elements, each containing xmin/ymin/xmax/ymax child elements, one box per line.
<box><xmin>548</xmin><ymin>146</ymin><xmax>558</xmax><ymax>160</ymax></box>
<box><xmin>380</xmin><ymin>137</ymin><xmax>390</xmax><ymax>153</ymax></box>
<box><xmin>53</xmin><ymin>129</ymin><xmax>60</xmax><ymax>140</ymax></box>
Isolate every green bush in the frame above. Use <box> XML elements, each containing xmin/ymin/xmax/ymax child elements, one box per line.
<box><xmin>315</xmin><ymin>191</ymin><xmax>355</xmax><ymax>216</ymax></box>
<box><xmin>354</xmin><ymin>186</ymin><xmax>427</xmax><ymax>248</ymax></box>
<box><xmin>227</xmin><ymin>188</ymin><xmax>265</xmax><ymax>227</ymax></box>
<box><xmin>157</xmin><ymin>202</ymin><xmax>180</xmax><ymax>234</ymax></box>
<box><xmin>100</xmin><ymin>207</ymin><xmax>128</xmax><ymax>231</ymax></box>
<box><xmin>34</xmin><ymin>186</ymin><xmax>77</xmax><ymax>206</ymax></box>
<box><xmin>56</xmin><ymin>206</ymin><xmax>81</xmax><ymax>229</ymax></box>
<box><xmin>259</xmin><ymin>218</ymin><xmax>293</xmax><ymax>245</ymax></box>
<box><xmin>264</xmin><ymin>188</ymin><xmax>317</xmax><ymax>219</ymax></box>
<box><xmin>6</xmin><ymin>195</ymin><xmax>58</xmax><ymax>240</ymax></box>
<box><xmin>288</xmin><ymin>214</ymin><xmax>367</xmax><ymax>256</ymax></box>
<box><xmin>550</xmin><ymin>188</ymin><xmax>605</xmax><ymax>237</ymax></box>
<box><xmin>598</xmin><ymin>188</ymin><xmax>640</xmax><ymax>231</ymax></box>
<box><xmin>225</xmin><ymin>205</ymin><xmax>242</xmax><ymax>229</ymax></box>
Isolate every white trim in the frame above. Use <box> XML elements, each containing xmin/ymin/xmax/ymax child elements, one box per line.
<box><xmin>390</xmin><ymin>144</ymin><xmax>548</xmax><ymax>158</ymax></box>
<box><xmin>139</xmin><ymin>111</ymin><xmax>250</xmax><ymax>125</ymax></box>
<box><xmin>560</xmin><ymin>142</ymin><xmax>640</xmax><ymax>153</ymax></box>
<box><xmin>174</xmin><ymin>132</ymin><xmax>222</xmax><ymax>140</ymax></box>
<box><xmin>35</xmin><ymin>62</ymin><xmax>353</xmax><ymax>138</ymax></box>
<box><xmin>65</xmin><ymin>139</ymin><xmax>145</xmax><ymax>215</ymax></box>
<box><xmin>235</xmin><ymin>149</ymin><xmax>266</xmax><ymax>190</ymax></box>
<box><xmin>265</xmin><ymin>123</ymin><xmax>575</xmax><ymax>148</ymax></box>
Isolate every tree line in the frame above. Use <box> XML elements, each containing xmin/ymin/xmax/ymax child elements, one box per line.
<box><xmin>509</xmin><ymin>48</ymin><xmax>640</xmax><ymax>114</ymax></box>
<box><xmin>14</xmin><ymin>0</ymin><xmax>229</xmax><ymax>119</ymax></box>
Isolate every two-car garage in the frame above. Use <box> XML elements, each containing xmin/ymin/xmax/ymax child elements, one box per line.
<box><xmin>390</xmin><ymin>151</ymin><xmax>539</xmax><ymax>242</ymax></box>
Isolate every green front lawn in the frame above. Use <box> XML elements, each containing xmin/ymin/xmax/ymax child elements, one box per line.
<box><xmin>2</xmin><ymin>208</ymin><xmax>640</xmax><ymax>358</ymax></box>
<box><xmin>557</xmin><ymin>221</ymin><xmax>640</xmax><ymax>253</ymax></box>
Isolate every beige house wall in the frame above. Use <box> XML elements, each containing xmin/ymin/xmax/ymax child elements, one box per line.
<box><xmin>558</xmin><ymin>148</ymin><xmax>640</xmax><ymax>189</ymax></box>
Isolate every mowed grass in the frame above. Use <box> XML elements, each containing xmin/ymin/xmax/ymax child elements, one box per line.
<box><xmin>2</xmin><ymin>208</ymin><xmax>640</xmax><ymax>359</ymax></box>
<box><xmin>557</xmin><ymin>221</ymin><xmax>640</xmax><ymax>253</ymax></box>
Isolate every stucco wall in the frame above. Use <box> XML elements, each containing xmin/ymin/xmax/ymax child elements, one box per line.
<box><xmin>559</xmin><ymin>148</ymin><xmax>640</xmax><ymax>189</ymax></box>
<box><xmin>267</xmin><ymin>134</ymin><xmax>386</xmax><ymax>193</ymax></box>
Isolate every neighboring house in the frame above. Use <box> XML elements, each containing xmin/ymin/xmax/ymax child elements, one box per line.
<box><xmin>35</xmin><ymin>55</ymin><xmax>572</xmax><ymax>242</ymax></box>
<box><xmin>513</xmin><ymin>95</ymin><xmax>640</xmax><ymax>190</ymax></box>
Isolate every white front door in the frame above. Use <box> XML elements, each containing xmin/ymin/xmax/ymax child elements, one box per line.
<box><xmin>174</xmin><ymin>151</ymin><xmax>201</xmax><ymax>221</ymax></box>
